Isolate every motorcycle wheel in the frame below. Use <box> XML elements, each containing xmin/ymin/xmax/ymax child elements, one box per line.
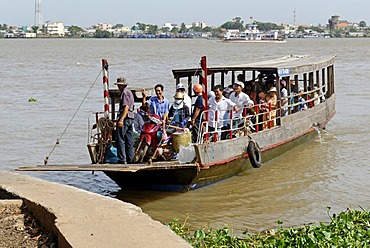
<box><xmin>134</xmin><ymin>141</ymin><xmax>149</xmax><ymax>163</ymax></box>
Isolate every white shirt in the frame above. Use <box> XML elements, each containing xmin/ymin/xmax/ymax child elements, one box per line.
<box><xmin>183</xmin><ymin>93</ymin><xmax>192</xmax><ymax>115</ymax></box>
<box><xmin>208</xmin><ymin>96</ymin><xmax>236</xmax><ymax>128</ymax></box>
<box><xmin>280</xmin><ymin>88</ymin><xmax>288</xmax><ymax>110</ymax></box>
<box><xmin>229</xmin><ymin>91</ymin><xmax>254</xmax><ymax>118</ymax></box>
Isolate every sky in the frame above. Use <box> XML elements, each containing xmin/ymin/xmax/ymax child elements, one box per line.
<box><xmin>2</xmin><ymin>0</ymin><xmax>369</xmax><ymax>28</ymax></box>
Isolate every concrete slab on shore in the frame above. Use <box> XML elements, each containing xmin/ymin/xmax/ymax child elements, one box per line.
<box><xmin>0</xmin><ymin>171</ymin><xmax>191</xmax><ymax>248</ymax></box>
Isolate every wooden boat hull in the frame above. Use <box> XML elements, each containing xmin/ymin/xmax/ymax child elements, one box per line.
<box><xmin>103</xmin><ymin>157</ymin><xmax>252</xmax><ymax>192</ymax></box>
<box><xmin>103</xmin><ymin>95</ymin><xmax>335</xmax><ymax>192</ymax></box>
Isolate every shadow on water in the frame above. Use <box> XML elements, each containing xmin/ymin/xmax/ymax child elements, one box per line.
<box><xmin>113</xmin><ymin>189</ymin><xmax>180</xmax><ymax>206</ymax></box>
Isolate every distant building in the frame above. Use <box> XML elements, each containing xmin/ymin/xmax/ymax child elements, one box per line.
<box><xmin>328</xmin><ymin>15</ymin><xmax>353</xmax><ymax>32</ymax></box>
<box><xmin>45</xmin><ymin>22</ymin><xmax>65</xmax><ymax>36</ymax></box>
<box><xmin>162</xmin><ymin>23</ymin><xmax>178</xmax><ymax>31</ymax></box>
<box><xmin>192</xmin><ymin>22</ymin><xmax>208</xmax><ymax>28</ymax></box>
<box><xmin>336</xmin><ymin>21</ymin><xmax>350</xmax><ymax>30</ymax></box>
<box><xmin>96</xmin><ymin>23</ymin><xmax>112</xmax><ymax>30</ymax></box>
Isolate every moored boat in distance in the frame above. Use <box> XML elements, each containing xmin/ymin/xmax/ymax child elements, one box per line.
<box><xmin>224</xmin><ymin>24</ymin><xmax>286</xmax><ymax>43</ymax></box>
<box><xmin>17</xmin><ymin>55</ymin><xmax>335</xmax><ymax>192</ymax></box>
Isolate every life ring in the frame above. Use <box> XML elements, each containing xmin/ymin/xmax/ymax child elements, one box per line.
<box><xmin>247</xmin><ymin>140</ymin><xmax>262</xmax><ymax>168</ymax></box>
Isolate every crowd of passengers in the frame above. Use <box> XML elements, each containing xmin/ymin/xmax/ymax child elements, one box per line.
<box><xmin>113</xmin><ymin>75</ymin><xmax>324</xmax><ymax>163</ymax></box>
<box><xmin>139</xmin><ymin>74</ymin><xmax>324</xmax><ymax>141</ymax></box>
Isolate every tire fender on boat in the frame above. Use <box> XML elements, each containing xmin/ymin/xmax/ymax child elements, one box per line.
<box><xmin>247</xmin><ymin>140</ymin><xmax>262</xmax><ymax>168</ymax></box>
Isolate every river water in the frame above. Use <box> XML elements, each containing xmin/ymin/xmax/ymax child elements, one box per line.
<box><xmin>1</xmin><ymin>38</ymin><xmax>370</xmax><ymax>234</ymax></box>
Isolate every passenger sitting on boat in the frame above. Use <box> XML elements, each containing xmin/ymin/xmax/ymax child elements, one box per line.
<box><xmin>289</xmin><ymin>80</ymin><xmax>296</xmax><ymax>113</ymax></box>
<box><xmin>265</xmin><ymin>79</ymin><xmax>275</xmax><ymax>94</ymax></box>
<box><xmin>267</xmin><ymin>87</ymin><xmax>278</xmax><ymax>128</ymax></box>
<box><xmin>115</xmin><ymin>77</ymin><xmax>135</xmax><ymax>164</ymax></box>
<box><xmin>141</xmin><ymin>84</ymin><xmax>170</xmax><ymax>121</ymax></box>
<box><xmin>208</xmin><ymin>85</ymin><xmax>238</xmax><ymax>140</ymax></box>
<box><xmin>280</xmin><ymin>80</ymin><xmax>288</xmax><ymax>116</ymax></box>
<box><xmin>313</xmin><ymin>86</ymin><xmax>321</xmax><ymax>106</ymax></box>
<box><xmin>223</xmin><ymin>85</ymin><xmax>234</xmax><ymax>98</ymax></box>
<box><xmin>229</xmin><ymin>81</ymin><xmax>254</xmax><ymax>134</ymax></box>
<box><xmin>307</xmin><ymin>86</ymin><xmax>314</xmax><ymax>108</ymax></box>
<box><xmin>258</xmin><ymin>91</ymin><xmax>269</xmax><ymax>130</ymax></box>
<box><xmin>190</xmin><ymin>84</ymin><xmax>203</xmax><ymax>143</ymax></box>
<box><xmin>244</xmin><ymin>81</ymin><xmax>257</xmax><ymax>104</ymax></box>
<box><xmin>254</xmin><ymin>73</ymin><xmax>265</xmax><ymax>97</ymax></box>
<box><xmin>298</xmin><ymin>87</ymin><xmax>308</xmax><ymax>111</ymax></box>
<box><xmin>237</xmin><ymin>74</ymin><xmax>245</xmax><ymax>84</ymax></box>
<box><xmin>230</xmin><ymin>81</ymin><xmax>254</xmax><ymax>117</ymax></box>
<box><xmin>175</xmin><ymin>83</ymin><xmax>192</xmax><ymax>115</ymax></box>
<box><xmin>167</xmin><ymin>92</ymin><xmax>190</xmax><ymax>134</ymax></box>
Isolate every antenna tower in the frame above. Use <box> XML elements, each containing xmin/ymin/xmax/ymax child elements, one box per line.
<box><xmin>293</xmin><ymin>9</ymin><xmax>296</xmax><ymax>26</ymax></box>
<box><xmin>35</xmin><ymin>0</ymin><xmax>43</xmax><ymax>27</ymax></box>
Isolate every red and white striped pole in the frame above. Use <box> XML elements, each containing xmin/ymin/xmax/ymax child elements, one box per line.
<box><xmin>200</xmin><ymin>56</ymin><xmax>209</xmax><ymax>140</ymax></box>
<box><xmin>102</xmin><ymin>59</ymin><xmax>110</xmax><ymax>118</ymax></box>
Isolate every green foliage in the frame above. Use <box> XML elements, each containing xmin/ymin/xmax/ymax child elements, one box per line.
<box><xmin>113</xmin><ymin>24</ymin><xmax>124</xmax><ymax>29</ymax></box>
<box><xmin>297</xmin><ymin>26</ymin><xmax>305</xmax><ymax>32</ymax></box>
<box><xmin>255</xmin><ymin>22</ymin><xmax>282</xmax><ymax>32</ymax></box>
<box><xmin>135</xmin><ymin>22</ymin><xmax>147</xmax><ymax>31</ymax></box>
<box><xmin>161</xmin><ymin>27</ymin><xmax>170</xmax><ymax>33</ymax></box>
<box><xmin>68</xmin><ymin>25</ymin><xmax>84</xmax><ymax>37</ymax></box>
<box><xmin>28</xmin><ymin>97</ymin><xmax>37</xmax><ymax>102</ymax></box>
<box><xmin>168</xmin><ymin>207</ymin><xmax>370</xmax><ymax>247</ymax></box>
<box><xmin>0</xmin><ymin>23</ymin><xmax>8</xmax><ymax>30</ymax></box>
<box><xmin>221</xmin><ymin>16</ymin><xmax>245</xmax><ymax>30</ymax></box>
<box><xmin>31</xmin><ymin>26</ymin><xmax>39</xmax><ymax>33</ymax></box>
<box><xmin>171</xmin><ymin>27</ymin><xmax>179</xmax><ymax>34</ymax></box>
<box><xmin>179</xmin><ymin>23</ymin><xmax>188</xmax><ymax>33</ymax></box>
<box><xmin>94</xmin><ymin>29</ymin><xmax>113</xmax><ymax>38</ymax></box>
<box><xmin>309</xmin><ymin>26</ymin><xmax>325</xmax><ymax>33</ymax></box>
<box><xmin>146</xmin><ymin>24</ymin><xmax>158</xmax><ymax>34</ymax></box>
<box><xmin>359</xmin><ymin>21</ymin><xmax>367</xmax><ymax>28</ymax></box>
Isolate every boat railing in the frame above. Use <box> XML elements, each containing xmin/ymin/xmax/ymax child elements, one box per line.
<box><xmin>196</xmin><ymin>108</ymin><xmax>253</xmax><ymax>144</ymax></box>
<box><xmin>284</xmin><ymin>85</ymin><xmax>326</xmax><ymax>113</ymax></box>
<box><xmin>196</xmin><ymin>101</ymin><xmax>282</xmax><ymax>143</ymax></box>
<box><xmin>195</xmin><ymin>86</ymin><xmax>327</xmax><ymax>144</ymax></box>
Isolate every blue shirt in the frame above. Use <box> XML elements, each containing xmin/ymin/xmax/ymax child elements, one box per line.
<box><xmin>192</xmin><ymin>95</ymin><xmax>203</xmax><ymax>121</ymax></box>
<box><xmin>146</xmin><ymin>96</ymin><xmax>170</xmax><ymax>120</ymax></box>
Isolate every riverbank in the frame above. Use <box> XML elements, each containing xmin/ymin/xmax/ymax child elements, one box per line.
<box><xmin>0</xmin><ymin>171</ymin><xmax>190</xmax><ymax>248</ymax></box>
<box><xmin>168</xmin><ymin>207</ymin><xmax>370</xmax><ymax>247</ymax></box>
<box><xmin>0</xmin><ymin>199</ymin><xmax>55</xmax><ymax>247</ymax></box>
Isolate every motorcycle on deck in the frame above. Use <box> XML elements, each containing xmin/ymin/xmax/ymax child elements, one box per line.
<box><xmin>133</xmin><ymin>113</ymin><xmax>175</xmax><ymax>163</ymax></box>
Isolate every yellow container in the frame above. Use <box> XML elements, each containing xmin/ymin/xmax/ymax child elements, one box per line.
<box><xmin>172</xmin><ymin>131</ymin><xmax>191</xmax><ymax>153</ymax></box>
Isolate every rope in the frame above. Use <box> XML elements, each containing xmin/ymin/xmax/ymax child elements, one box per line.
<box><xmin>94</xmin><ymin>117</ymin><xmax>114</xmax><ymax>164</ymax></box>
<box><xmin>44</xmin><ymin>69</ymin><xmax>104</xmax><ymax>165</ymax></box>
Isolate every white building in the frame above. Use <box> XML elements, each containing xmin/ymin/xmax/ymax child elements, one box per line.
<box><xmin>162</xmin><ymin>22</ymin><xmax>178</xmax><ymax>30</ymax></box>
<box><xmin>192</xmin><ymin>22</ymin><xmax>208</xmax><ymax>28</ymax></box>
<box><xmin>46</xmin><ymin>22</ymin><xmax>65</xmax><ymax>36</ymax></box>
<box><xmin>96</xmin><ymin>23</ymin><xmax>112</xmax><ymax>30</ymax></box>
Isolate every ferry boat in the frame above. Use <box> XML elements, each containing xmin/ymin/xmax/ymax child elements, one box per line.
<box><xmin>224</xmin><ymin>24</ymin><xmax>286</xmax><ymax>43</ymax></box>
<box><xmin>17</xmin><ymin>55</ymin><xmax>336</xmax><ymax>192</ymax></box>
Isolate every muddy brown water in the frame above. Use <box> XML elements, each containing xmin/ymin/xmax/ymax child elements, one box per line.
<box><xmin>1</xmin><ymin>38</ymin><xmax>370</xmax><ymax>234</ymax></box>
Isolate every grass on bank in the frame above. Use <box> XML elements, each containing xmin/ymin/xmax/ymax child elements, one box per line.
<box><xmin>167</xmin><ymin>207</ymin><xmax>370</xmax><ymax>247</ymax></box>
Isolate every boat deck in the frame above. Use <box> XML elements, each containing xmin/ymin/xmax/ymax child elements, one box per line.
<box><xmin>16</xmin><ymin>162</ymin><xmax>198</xmax><ymax>172</ymax></box>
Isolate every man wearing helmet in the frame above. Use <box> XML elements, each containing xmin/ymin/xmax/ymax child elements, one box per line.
<box><xmin>176</xmin><ymin>83</ymin><xmax>192</xmax><ymax>115</ymax></box>
<box><xmin>168</xmin><ymin>91</ymin><xmax>190</xmax><ymax>130</ymax></box>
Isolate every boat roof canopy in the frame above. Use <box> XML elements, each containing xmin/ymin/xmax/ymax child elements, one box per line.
<box><xmin>172</xmin><ymin>55</ymin><xmax>335</xmax><ymax>79</ymax></box>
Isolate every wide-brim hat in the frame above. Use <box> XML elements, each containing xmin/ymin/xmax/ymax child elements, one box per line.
<box><xmin>268</xmin><ymin>86</ymin><xmax>277</xmax><ymax>92</ymax></box>
<box><xmin>115</xmin><ymin>77</ymin><xmax>128</xmax><ymax>85</ymax></box>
